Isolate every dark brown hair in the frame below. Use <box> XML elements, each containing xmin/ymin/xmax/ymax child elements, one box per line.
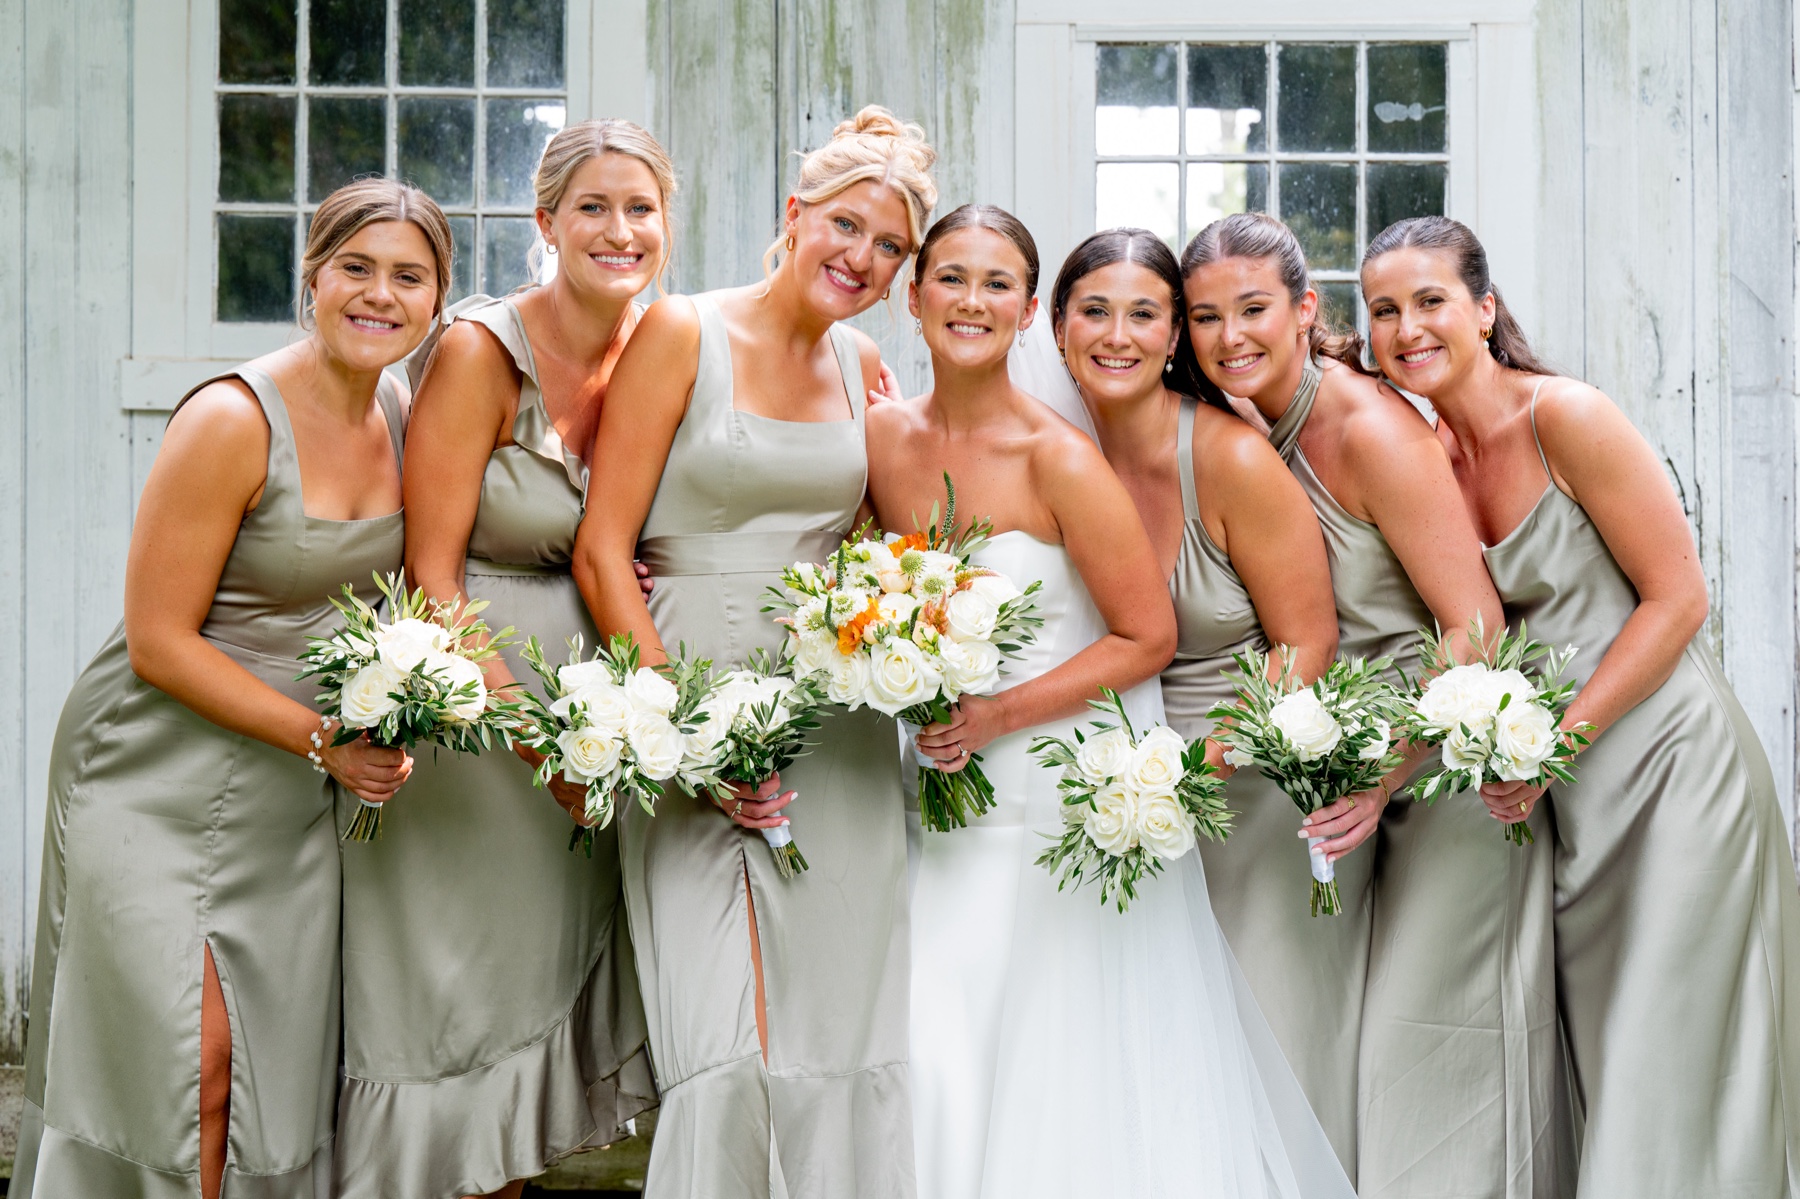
<box><xmin>1178</xmin><ymin>212</ymin><xmax>1372</xmax><ymax>409</ymax></box>
<box><xmin>300</xmin><ymin>177</ymin><xmax>454</xmax><ymax>326</ymax></box>
<box><xmin>1049</xmin><ymin>227</ymin><xmax>1211</xmax><ymax>405</ymax></box>
<box><xmin>915</xmin><ymin>204</ymin><xmax>1040</xmax><ymax>298</ymax></box>
<box><xmin>1360</xmin><ymin>216</ymin><xmax>1551</xmax><ymax>376</ymax></box>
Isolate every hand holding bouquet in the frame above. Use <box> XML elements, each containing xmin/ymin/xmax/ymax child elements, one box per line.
<box><xmin>686</xmin><ymin>650</ymin><xmax>826</xmax><ymax>878</ymax></box>
<box><xmin>767</xmin><ymin>474</ymin><xmax>1042</xmax><ymax>831</ymax></box>
<box><xmin>1399</xmin><ymin>620</ymin><xmax>1592</xmax><ymax>845</ymax></box>
<box><xmin>1207</xmin><ymin>648</ymin><xmax>1406</xmax><ymax>915</ymax></box>
<box><xmin>518</xmin><ymin>634</ymin><xmax>720</xmax><ymax>855</ymax></box>
<box><xmin>1030</xmin><ymin>688</ymin><xmax>1230</xmax><ymax>912</ymax></box>
<box><xmin>298</xmin><ymin>571</ymin><xmax>524</xmax><ymax>840</ymax></box>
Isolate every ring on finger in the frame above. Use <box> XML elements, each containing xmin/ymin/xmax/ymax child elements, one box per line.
<box><xmin>1518</xmin><ymin>800</ymin><xmax>1528</xmax><ymax>816</ymax></box>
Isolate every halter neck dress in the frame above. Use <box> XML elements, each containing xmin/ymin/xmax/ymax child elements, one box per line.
<box><xmin>336</xmin><ymin>293</ymin><xmax>655</xmax><ymax>1199</ymax></box>
<box><xmin>621</xmin><ymin>292</ymin><xmax>911</xmax><ymax>1198</ymax></box>
<box><xmin>1482</xmin><ymin>391</ymin><xmax>1800</xmax><ymax>1197</ymax></box>
<box><xmin>15</xmin><ymin>366</ymin><xmax>404</xmax><ymax>1198</ymax></box>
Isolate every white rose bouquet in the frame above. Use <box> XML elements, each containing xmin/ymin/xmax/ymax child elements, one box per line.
<box><xmin>1206</xmin><ymin>648</ymin><xmax>1407</xmax><ymax>916</ymax></box>
<box><xmin>1399</xmin><ymin>621</ymin><xmax>1592</xmax><ymax>846</ymax></box>
<box><xmin>298</xmin><ymin>572</ymin><xmax>525</xmax><ymax>841</ymax></box>
<box><xmin>686</xmin><ymin>650</ymin><xmax>827</xmax><ymax>878</ymax></box>
<box><xmin>1029</xmin><ymin>688</ymin><xmax>1230</xmax><ymax>912</ymax></box>
<box><xmin>765</xmin><ymin>474</ymin><xmax>1042</xmax><ymax>832</ymax></box>
<box><xmin>518</xmin><ymin>634</ymin><xmax>721</xmax><ymax>856</ymax></box>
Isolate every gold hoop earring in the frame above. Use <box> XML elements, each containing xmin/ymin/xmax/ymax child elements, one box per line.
<box><xmin>882</xmin><ymin>288</ymin><xmax>891</xmax><ymax>301</ymax></box>
<box><xmin>785</xmin><ymin>234</ymin><xmax>796</xmax><ymax>252</ymax></box>
<box><xmin>544</xmin><ymin>243</ymin><xmax>558</xmax><ymax>256</ymax></box>
<box><xmin>1480</xmin><ymin>326</ymin><xmax>1493</xmax><ymax>340</ymax></box>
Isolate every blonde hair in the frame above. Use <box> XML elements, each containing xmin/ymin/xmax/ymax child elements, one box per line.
<box><xmin>763</xmin><ymin>105</ymin><xmax>938</xmax><ymax>276</ymax></box>
<box><xmin>530</xmin><ymin>118</ymin><xmax>678</xmax><ymax>290</ymax></box>
<box><xmin>299</xmin><ymin>177</ymin><xmax>454</xmax><ymax>326</ymax></box>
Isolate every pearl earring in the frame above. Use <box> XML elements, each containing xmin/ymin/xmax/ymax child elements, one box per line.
<box><xmin>914</xmin><ymin>318</ymin><xmax>922</xmax><ymax>335</ymax></box>
<box><xmin>1164</xmin><ymin>358</ymin><xmax>1174</xmax><ymax>374</ymax></box>
<box><xmin>1018</xmin><ymin>330</ymin><xmax>1026</xmax><ymax>348</ymax></box>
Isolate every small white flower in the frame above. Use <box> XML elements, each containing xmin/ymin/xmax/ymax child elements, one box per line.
<box><xmin>1075</xmin><ymin>727</ymin><xmax>1133</xmax><ymax>784</ymax></box>
<box><xmin>865</xmin><ymin>638</ymin><xmax>944</xmax><ymax>716</ymax></box>
<box><xmin>1083</xmin><ymin>781</ymin><xmax>1139</xmax><ymax>855</ymax></box>
<box><xmin>828</xmin><ymin>588</ymin><xmax>874</xmax><ymax>626</ymax></box>
<box><xmin>1492</xmin><ymin>700</ymin><xmax>1558</xmax><ymax>781</ymax></box>
<box><xmin>825</xmin><ymin>649</ymin><xmax>874</xmax><ymax>707</ymax></box>
<box><xmin>1133</xmin><ymin>789</ymin><xmax>1196</xmax><ymax>860</ymax></box>
<box><xmin>423</xmin><ymin>651</ymin><xmax>487</xmax><ymax>722</ymax></box>
<box><xmin>375</xmin><ymin>617</ymin><xmax>449</xmax><ymax>671</ymax></box>
<box><xmin>626</xmin><ymin>713</ymin><xmax>685</xmax><ymax>781</ymax></box>
<box><xmin>558</xmin><ymin>723</ymin><xmax>624</xmax><ymax>782</ymax></box>
<box><xmin>1357</xmin><ymin>720</ymin><xmax>1392</xmax><ymax>762</ymax></box>
<box><xmin>945</xmin><ymin>589</ymin><xmax>1000</xmax><ymax>642</ymax></box>
<box><xmin>916</xmin><ymin>568</ymin><xmax>959</xmax><ymax>602</ymax></box>
<box><xmin>966</xmin><ymin>571</ymin><xmax>1022</xmax><ymax>607</ymax></box>
<box><xmin>624</xmin><ymin>667</ymin><xmax>679</xmax><ymax>716</ymax></box>
<box><xmin>1127</xmin><ymin>725</ymin><xmax>1189</xmax><ymax>795</ymax></box>
<box><xmin>792</xmin><ymin>629</ymin><xmax>837</xmax><ymax>677</ymax></box>
<box><xmin>1223</xmin><ymin>743</ymin><xmax>1254</xmax><ymax>769</ymax></box>
<box><xmin>558</xmin><ymin>659</ymin><xmax>614</xmax><ymax>695</ymax></box>
<box><xmin>878</xmin><ymin>591</ymin><xmax>920</xmax><ymax>625</ymax></box>
<box><xmin>340</xmin><ymin>660</ymin><xmax>405</xmax><ymax>726</ymax></box>
<box><xmin>1442</xmin><ymin>723</ymin><xmax>1491</xmax><ymax>772</ymax></box>
<box><xmin>1269</xmin><ymin>690</ymin><xmax>1343</xmax><ymax>762</ymax></box>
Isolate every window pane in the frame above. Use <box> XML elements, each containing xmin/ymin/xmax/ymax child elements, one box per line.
<box><xmin>219</xmin><ymin>0</ymin><xmax>296</xmax><ymax>83</ymax></box>
<box><xmin>1368</xmin><ymin>43</ymin><xmax>1447</xmax><ymax>153</ymax></box>
<box><xmin>1367</xmin><ymin>163</ymin><xmax>1446</xmax><ymax>238</ymax></box>
<box><xmin>1315</xmin><ymin>281</ymin><xmax>1360</xmax><ymax>330</ymax></box>
<box><xmin>487</xmin><ymin>0</ymin><xmax>565</xmax><ymax>88</ymax></box>
<box><xmin>1276</xmin><ymin>43</ymin><xmax>1355</xmax><ymax>152</ymax></box>
<box><xmin>218</xmin><ymin>95</ymin><xmax>296</xmax><ymax>203</ymax></box>
<box><xmin>1186</xmin><ymin>161</ymin><xmax>1268</xmax><ymax>234</ymax></box>
<box><xmin>484</xmin><ymin>216</ymin><xmax>538</xmax><ymax>294</ymax></box>
<box><xmin>448</xmin><ymin>215</ymin><xmax>475</xmax><ymax>302</ymax></box>
<box><xmin>309</xmin><ymin>0</ymin><xmax>387</xmax><ymax>85</ymax></box>
<box><xmin>486</xmin><ymin>100</ymin><xmax>566</xmax><ymax>208</ymax></box>
<box><xmin>1278</xmin><ymin>162</ymin><xmax>1355</xmax><ymax>270</ymax></box>
<box><xmin>1096</xmin><ymin>43</ymin><xmax>1177</xmax><ymax>156</ymax></box>
<box><xmin>308</xmin><ymin>96</ymin><xmax>386</xmax><ymax>203</ymax></box>
<box><xmin>218</xmin><ymin>214</ymin><xmax>295</xmax><ymax>322</ymax></box>
<box><xmin>1095</xmin><ymin>162</ymin><xmax>1179</xmax><ymax>247</ymax></box>
<box><xmin>399</xmin><ymin>97</ymin><xmax>476</xmax><ymax>206</ymax></box>
<box><xmin>1186</xmin><ymin>44</ymin><xmax>1266</xmax><ymax>154</ymax></box>
<box><xmin>400</xmin><ymin>0</ymin><xmax>475</xmax><ymax>86</ymax></box>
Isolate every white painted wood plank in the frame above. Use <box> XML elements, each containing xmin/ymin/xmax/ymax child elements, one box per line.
<box><xmin>1012</xmin><ymin>23</ymin><xmax>1076</xmax><ymax>288</ymax></box>
<box><xmin>0</xmin><ymin>0</ymin><xmax>27</xmax><ymax>1063</ymax></box>
<box><xmin>1015</xmin><ymin>0</ymin><xmax>1531</xmax><ymax>30</ymax></box>
<box><xmin>578</xmin><ymin>0</ymin><xmax>648</xmax><ymax>125</ymax></box>
<box><xmin>130</xmin><ymin>0</ymin><xmax>193</xmax><ymax>358</ymax></box>
<box><xmin>1532</xmin><ymin>0</ymin><xmax>1587</xmax><ymax>379</ymax></box>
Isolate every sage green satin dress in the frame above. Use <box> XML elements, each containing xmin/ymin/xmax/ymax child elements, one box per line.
<box><xmin>622</xmin><ymin>292</ymin><xmax>911</xmax><ymax>1198</ymax></box>
<box><xmin>1163</xmin><ymin>395</ymin><xmax>1365</xmax><ymax>1176</ymax></box>
<box><xmin>1484</xmin><ymin>400</ymin><xmax>1800</xmax><ymax>1197</ymax></box>
<box><xmin>15</xmin><ymin>367</ymin><xmax>404</xmax><ymax>1198</ymax></box>
<box><xmin>336</xmin><ymin>294</ymin><xmax>654</xmax><ymax>1199</ymax></box>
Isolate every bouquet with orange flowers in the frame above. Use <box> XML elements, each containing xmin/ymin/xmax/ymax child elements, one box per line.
<box><xmin>766</xmin><ymin>475</ymin><xmax>1042</xmax><ymax>831</ymax></box>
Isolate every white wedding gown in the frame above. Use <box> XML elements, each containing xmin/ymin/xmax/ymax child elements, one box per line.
<box><xmin>902</xmin><ymin>325</ymin><xmax>1355</xmax><ymax>1199</ymax></box>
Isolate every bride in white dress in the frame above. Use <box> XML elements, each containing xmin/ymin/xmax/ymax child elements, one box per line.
<box><xmin>866</xmin><ymin>204</ymin><xmax>1356</xmax><ymax>1199</ymax></box>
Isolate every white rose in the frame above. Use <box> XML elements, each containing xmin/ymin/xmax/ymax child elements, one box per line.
<box><xmin>920</xmin><ymin>550</ymin><xmax>960</xmax><ymax>575</ymax></box>
<box><xmin>557</xmin><ymin>659</ymin><xmax>614</xmax><ymax>695</ymax></box>
<box><xmin>866</xmin><ymin>545</ymin><xmax>911</xmax><ymax>594</ymax></box>
<box><xmin>1083</xmin><ymin>782</ymin><xmax>1139</xmax><ymax>855</ymax></box>
<box><xmin>878</xmin><ymin>591</ymin><xmax>920</xmax><ymax>625</ymax></box>
<box><xmin>1223</xmin><ymin>743</ymin><xmax>1254</xmax><ymax>768</ymax></box>
<box><xmin>423</xmin><ymin>651</ymin><xmax>487</xmax><ymax>722</ymax></box>
<box><xmin>865</xmin><ymin>638</ymin><xmax>944</xmax><ymax>715</ymax></box>
<box><xmin>340</xmin><ymin>660</ymin><xmax>405</xmax><ymax>726</ymax></box>
<box><xmin>1357</xmin><ymin>720</ymin><xmax>1392</xmax><ymax>762</ymax></box>
<box><xmin>557</xmin><ymin>723</ymin><xmax>623</xmax><ymax>782</ymax></box>
<box><xmin>1442</xmin><ymin>723</ymin><xmax>1492</xmax><ymax>772</ymax></box>
<box><xmin>1492</xmin><ymin>700</ymin><xmax>1557</xmax><ymax>781</ymax></box>
<box><xmin>1128</xmin><ymin>725</ymin><xmax>1189</xmax><ymax>795</ymax></box>
<box><xmin>1133</xmin><ymin>789</ymin><xmax>1197</xmax><ymax>860</ymax></box>
<box><xmin>939</xmin><ymin>637</ymin><xmax>1001</xmax><ymax>698</ymax></box>
<box><xmin>624</xmin><ymin>667</ymin><xmax>679</xmax><ymax>716</ymax></box>
<box><xmin>680</xmin><ymin>712</ymin><xmax>730</xmax><ymax>766</ymax></box>
<box><xmin>1415</xmin><ymin>663</ymin><xmax>1497</xmax><ymax>733</ymax></box>
<box><xmin>1485</xmin><ymin>668</ymin><xmax>1539</xmax><ymax>710</ymax></box>
<box><xmin>626</xmin><ymin>713</ymin><xmax>684</xmax><ymax>781</ymax></box>
<box><xmin>966</xmin><ymin>571</ymin><xmax>1022</xmax><ymax>607</ymax></box>
<box><xmin>1075</xmin><ymin>727</ymin><xmax>1134</xmax><ymax>784</ymax></box>
<box><xmin>374</xmin><ymin>617</ymin><xmax>449</xmax><ymax>671</ymax></box>
<box><xmin>1269</xmin><ymin>690</ymin><xmax>1343</xmax><ymax>762</ymax></box>
<box><xmin>945</xmin><ymin>589</ymin><xmax>1000</xmax><ymax>642</ymax></box>
<box><xmin>825</xmin><ymin>649</ymin><xmax>874</xmax><ymax>707</ymax></box>
<box><xmin>793</xmin><ymin>629</ymin><xmax>837</xmax><ymax>677</ymax></box>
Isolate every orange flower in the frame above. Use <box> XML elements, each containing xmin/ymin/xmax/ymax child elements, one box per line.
<box><xmin>891</xmin><ymin>531</ymin><xmax>930</xmax><ymax>555</ymax></box>
<box><xmin>837</xmin><ymin>598</ymin><xmax>882</xmax><ymax>654</ymax></box>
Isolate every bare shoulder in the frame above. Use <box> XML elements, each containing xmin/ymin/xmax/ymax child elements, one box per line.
<box><xmin>632</xmin><ymin>292</ymin><xmax>704</xmax><ymax>345</ymax></box>
<box><xmin>1327</xmin><ymin>364</ymin><xmax>1437</xmax><ymax>454</ymax></box>
<box><xmin>865</xmin><ymin>389</ymin><xmax>924</xmax><ymax>438</ymax></box>
<box><xmin>416</xmin><ymin>318</ymin><xmax>518</xmax><ymax>407</ymax></box>
<box><xmin>165</xmin><ymin>377</ymin><xmax>269</xmax><ymax>455</ymax></box>
<box><xmin>1528</xmin><ymin>374</ymin><xmax>1625</xmax><ymax>443</ymax></box>
<box><xmin>1191</xmin><ymin>401</ymin><xmax>1290</xmax><ymax>486</ymax></box>
<box><xmin>1024</xmin><ymin>394</ymin><xmax>1111</xmax><ymax>484</ymax></box>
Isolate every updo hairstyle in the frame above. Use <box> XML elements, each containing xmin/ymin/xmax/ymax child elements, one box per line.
<box><xmin>530</xmin><ymin>118</ymin><xmax>679</xmax><ymax>289</ymax></box>
<box><xmin>764</xmin><ymin>105</ymin><xmax>939</xmax><ymax>274</ymax></box>
<box><xmin>299</xmin><ymin>177</ymin><xmax>455</xmax><ymax>327</ymax></box>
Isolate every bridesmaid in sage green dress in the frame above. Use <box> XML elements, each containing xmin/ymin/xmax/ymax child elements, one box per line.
<box><xmin>1180</xmin><ymin>212</ymin><xmax>1561</xmax><ymax>1195</ymax></box>
<box><xmin>574</xmin><ymin>107</ymin><xmax>936</xmax><ymax>1198</ymax></box>
<box><xmin>1364</xmin><ymin>216</ymin><xmax>1800</xmax><ymax>1198</ymax></box>
<box><xmin>335</xmin><ymin>123</ymin><xmax>669</xmax><ymax>1199</ymax></box>
<box><xmin>14</xmin><ymin>180</ymin><xmax>445</xmax><ymax>1199</ymax></box>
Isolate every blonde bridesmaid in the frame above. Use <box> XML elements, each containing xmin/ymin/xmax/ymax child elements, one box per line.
<box><xmin>334</xmin><ymin>122</ymin><xmax>670</xmax><ymax>1199</ymax></box>
<box><xmin>1363</xmin><ymin>215</ymin><xmax>1800</xmax><ymax>1198</ymax></box>
<box><xmin>1178</xmin><ymin>212</ymin><xmax>1548</xmax><ymax>1192</ymax></box>
<box><xmin>14</xmin><ymin>179</ymin><xmax>445</xmax><ymax>1199</ymax></box>
<box><xmin>573</xmin><ymin>106</ymin><xmax>935</xmax><ymax>1198</ymax></box>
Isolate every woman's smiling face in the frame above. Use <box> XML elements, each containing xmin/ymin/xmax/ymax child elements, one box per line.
<box><xmin>785</xmin><ymin>180</ymin><xmax>914</xmax><ymax>322</ymax></box>
<box><xmin>1056</xmin><ymin>259</ymin><xmax>1180</xmax><ymax>406</ymax></box>
<box><xmin>1361</xmin><ymin>245</ymin><xmax>1496</xmax><ymax>396</ymax></box>
<box><xmin>911</xmin><ymin>225</ymin><xmax>1037</xmax><ymax>372</ymax></box>
<box><xmin>1182</xmin><ymin>254</ymin><xmax>1313</xmax><ymax>400</ymax></box>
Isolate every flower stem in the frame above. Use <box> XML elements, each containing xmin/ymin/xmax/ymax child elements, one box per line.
<box><xmin>1311</xmin><ymin>878</ymin><xmax>1342</xmax><ymax>917</ymax></box>
<box><xmin>342</xmin><ymin>798</ymin><xmax>384</xmax><ymax>843</ymax></box>
<box><xmin>1505</xmin><ymin>821</ymin><xmax>1535</xmax><ymax>847</ymax></box>
<box><xmin>918</xmin><ymin>757</ymin><xmax>996</xmax><ymax>831</ymax></box>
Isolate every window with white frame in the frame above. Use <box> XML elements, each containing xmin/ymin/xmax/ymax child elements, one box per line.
<box><xmin>212</xmin><ymin>0</ymin><xmax>568</xmax><ymax>323</ymax></box>
<box><xmin>1093</xmin><ymin>39</ymin><xmax>1451</xmax><ymax>324</ymax></box>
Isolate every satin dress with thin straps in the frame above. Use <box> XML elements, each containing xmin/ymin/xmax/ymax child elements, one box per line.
<box><xmin>1484</xmin><ymin>389</ymin><xmax>1800</xmax><ymax>1198</ymax></box>
<box><xmin>1351</xmin><ymin>379</ymin><xmax>1562</xmax><ymax>1198</ymax></box>
<box><xmin>15</xmin><ymin>367</ymin><xmax>404</xmax><ymax>1198</ymax></box>
<box><xmin>620</xmin><ymin>292</ymin><xmax>911</xmax><ymax>1198</ymax></box>
<box><xmin>335</xmin><ymin>294</ymin><xmax>655</xmax><ymax>1199</ymax></box>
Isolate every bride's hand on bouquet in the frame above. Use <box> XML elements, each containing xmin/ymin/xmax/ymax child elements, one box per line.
<box><xmin>714</xmin><ymin>773</ymin><xmax>796</xmax><ymax>830</ymax></box>
<box><xmin>1300</xmin><ymin>784</ymin><xmax>1390</xmax><ymax>864</ymax></box>
<box><xmin>1479</xmin><ymin>779</ymin><xmax>1544</xmax><ymax>827</ymax></box>
<box><xmin>914</xmin><ymin>695</ymin><xmax>1006</xmax><ymax>773</ymax></box>
<box><xmin>321</xmin><ymin>734</ymin><xmax>412</xmax><ymax>805</ymax></box>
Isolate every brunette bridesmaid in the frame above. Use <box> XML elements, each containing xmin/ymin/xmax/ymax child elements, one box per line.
<box><xmin>1178</xmin><ymin>212</ymin><xmax>1551</xmax><ymax>1192</ymax></box>
<box><xmin>334</xmin><ymin>122</ymin><xmax>670</xmax><ymax>1199</ymax></box>
<box><xmin>573</xmin><ymin>106</ymin><xmax>936</xmax><ymax>1198</ymax></box>
<box><xmin>14</xmin><ymin>179</ymin><xmax>444</xmax><ymax>1199</ymax></box>
<box><xmin>1362</xmin><ymin>215</ymin><xmax>1800</xmax><ymax>1198</ymax></box>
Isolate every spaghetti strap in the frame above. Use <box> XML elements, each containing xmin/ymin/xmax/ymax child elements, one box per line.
<box><xmin>1526</xmin><ymin>378</ymin><xmax>1552</xmax><ymax>485</ymax></box>
<box><xmin>828</xmin><ymin>323</ymin><xmax>865</xmax><ymax>425</ymax></box>
<box><xmin>1175</xmin><ymin>397</ymin><xmax>1201</xmax><ymax>522</ymax></box>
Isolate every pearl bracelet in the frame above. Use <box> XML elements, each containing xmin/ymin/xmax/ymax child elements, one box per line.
<box><xmin>307</xmin><ymin>716</ymin><xmax>333</xmax><ymax>774</ymax></box>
